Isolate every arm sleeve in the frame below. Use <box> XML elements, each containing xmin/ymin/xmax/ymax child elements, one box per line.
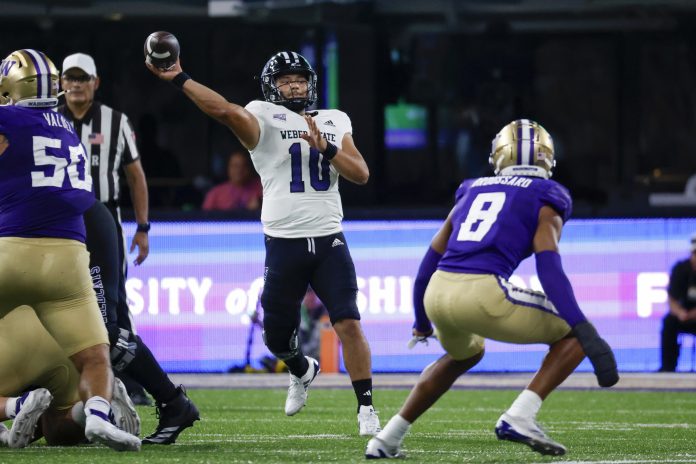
<box><xmin>535</xmin><ymin>250</ymin><xmax>587</xmax><ymax>327</ymax></box>
<box><xmin>413</xmin><ymin>246</ymin><xmax>443</xmax><ymax>333</ymax></box>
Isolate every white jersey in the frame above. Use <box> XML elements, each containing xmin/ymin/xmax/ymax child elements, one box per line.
<box><xmin>245</xmin><ymin>100</ymin><xmax>352</xmax><ymax>238</ymax></box>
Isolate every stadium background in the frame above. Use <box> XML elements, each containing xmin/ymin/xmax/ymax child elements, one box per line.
<box><xmin>5</xmin><ymin>0</ymin><xmax>696</xmax><ymax>373</ymax></box>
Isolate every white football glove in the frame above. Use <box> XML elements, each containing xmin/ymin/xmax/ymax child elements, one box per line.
<box><xmin>407</xmin><ymin>333</ymin><xmax>437</xmax><ymax>349</ymax></box>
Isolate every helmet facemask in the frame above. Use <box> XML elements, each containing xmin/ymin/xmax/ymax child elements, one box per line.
<box><xmin>489</xmin><ymin>119</ymin><xmax>555</xmax><ymax>179</ymax></box>
<box><xmin>260</xmin><ymin>51</ymin><xmax>317</xmax><ymax>112</ymax></box>
<box><xmin>0</xmin><ymin>49</ymin><xmax>59</xmax><ymax>108</ymax></box>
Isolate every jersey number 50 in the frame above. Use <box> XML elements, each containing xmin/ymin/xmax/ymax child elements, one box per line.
<box><xmin>31</xmin><ymin>136</ymin><xmax>92</xmax><ymax>191</ymax></box>
<box><xmin>288</xmin><ymin>142</ymin><xmax>330</xmax><ymax>193</ymax></box>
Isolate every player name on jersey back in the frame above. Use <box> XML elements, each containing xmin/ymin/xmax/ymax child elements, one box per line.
<box><xmin>470</xmin><ymin>176</ymin><xmax>533</xmax><ymax>188</ymax></box>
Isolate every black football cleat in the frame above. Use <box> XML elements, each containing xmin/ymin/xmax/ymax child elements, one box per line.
<box><xmin>142</xmin><ymin>386</ymin><xmax>200</xmax><ymax>445</ymax></box>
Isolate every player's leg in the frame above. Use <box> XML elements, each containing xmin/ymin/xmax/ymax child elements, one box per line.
<box><xmin>366</xmin><ymin>272</ymin><xmax>485</xmax><ymax>458</ymax></box>
<box><xmin>88</xmin><ymin>202</ymin><xmax>196</xmax><ymax>443</ymax></box>
<box><xmin>42</xmin><ymin>376</ymin><xmax>140</xmax><ymax>446</ymax></box>
<box><xmin>0</xmin><ymin>307</ymin><xmax>59</xmax><ymax>448</ymax></box>
<box><xmin>366</xmin><ymin>352</ymin><xmax>483</xmax><ymax>459</ymax></box>
<box><xmin>659</xmin><ymin>314</ymin><xmax>682</xmax><ymax>372</ymax></box>
<box><xmin>311</xmin><ymin>233</ymin><xmax>379</xmax><ymax>435</ymax></box>
<box><xmin>32</xmin><ymin>240</ymin><xmax>139</xmax><ymax>451</ymax></box>
<box><xmin>261</xmin><ymin>236</ymin><xmax>315</xmax><ymax>415</ymax></box>
<box><xmin>100</xmin><ymin>204</ymin><xmax>150</xmax><ymax>403</ymax></box>
<box><xmin>481</xmin><ymin>274</ymin><xmax>583</xmax><ymax>456</ymax></box>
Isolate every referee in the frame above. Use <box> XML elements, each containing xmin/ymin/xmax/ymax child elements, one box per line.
<box><xmin>58</xmin><ymin>53</ymin><xmax>200</xmax><ymax>444</ymax></box>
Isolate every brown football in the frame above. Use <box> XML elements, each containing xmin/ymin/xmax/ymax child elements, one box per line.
<box><xmin>144</xmin><ymin>31</ymin><xmax>180</xmax><ymax>70</ymax></box>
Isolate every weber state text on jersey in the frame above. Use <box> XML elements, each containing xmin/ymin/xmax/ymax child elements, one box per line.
<box><xmin>438</xmin><ymin>175</ymin><xmax>572</xmax><ymax>279</ymax></box>
<box><xmin>245</xmin><ymin>100</ymin><xmax>350</xmax><ymax>238</ymax></box>
<box><xmin>0</xmin><ymin>106</ymin><xmax>93</xmax><ymax>242</ymax></box>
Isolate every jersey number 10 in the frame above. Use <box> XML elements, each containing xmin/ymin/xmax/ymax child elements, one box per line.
<box><xmin>288</xmin><ymin>142</ymin><xmax>330</xmax><ymax>193</ymax></box>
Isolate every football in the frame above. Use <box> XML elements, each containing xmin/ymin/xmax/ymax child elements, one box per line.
<box><xmin>144</xmin><ymin>31</ymin><xmax>180</xmax><ymax>70</ymax></box>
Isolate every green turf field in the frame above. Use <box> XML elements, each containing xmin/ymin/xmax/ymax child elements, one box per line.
<box><xmin>1</xmin><ymin>388</ymin><xmax>694</xmax><ymax>463</ymax></box>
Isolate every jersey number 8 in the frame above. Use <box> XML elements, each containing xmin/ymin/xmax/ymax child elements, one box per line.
<box><xmin>456</xmin><ymin>192</ymin><xmax>506</xmax><ymax>242</ymax></box>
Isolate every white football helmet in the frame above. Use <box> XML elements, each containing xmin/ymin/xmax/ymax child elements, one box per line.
<box><xmin>489</xmin><ymin>119</ymin><xmax>555</xmax><ymax>179</ymax></box>
<box><xmin>0</xmin><ymin>49</ymin><xmax>59</xmax><ymax>108</ymax></box>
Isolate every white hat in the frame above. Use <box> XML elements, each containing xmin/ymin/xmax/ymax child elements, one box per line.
<box><xmin>62</xmin><ymin>53</ymin><xmax>97</xmax><ymax>77</ymax></box>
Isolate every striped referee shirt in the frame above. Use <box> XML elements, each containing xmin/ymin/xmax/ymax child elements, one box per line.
<box><xmin>56</xmin><ymin>101</ymin><xmax>140</xmax><ymax>204</ymax></box>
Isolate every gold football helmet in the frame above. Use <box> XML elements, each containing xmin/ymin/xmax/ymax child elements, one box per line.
<box><xmin>489</xmin><ymin>119</ymin><xmax>555</xmax><ymax>179</ymax></box>
<box><xmin>0</xmin><ymin>49</ymin><xmax>59</xmax><ymax>108</ymax></box>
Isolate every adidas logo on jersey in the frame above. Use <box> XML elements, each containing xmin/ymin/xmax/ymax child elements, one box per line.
<box><xmin>331</xmin><ymin>238</ymin><xmax>344</xmax><ymax>247</ymax></box>
<box><xmin>324</xmin><ymin>120</ymin><xmax>335</xmax><ymax>127</ymax></box>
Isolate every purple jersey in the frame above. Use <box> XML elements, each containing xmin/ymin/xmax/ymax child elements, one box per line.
<box><xmin>438</xmin><ymin>175</ymin><xmax>572</xmax><ymax>279</ymax></box>
<box><xmin>0</xmin><ymin>106</ymin><xmax>94</xmax><ymax>242</ymax></box>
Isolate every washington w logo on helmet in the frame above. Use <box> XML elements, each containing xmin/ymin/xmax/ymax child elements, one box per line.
<box><xmin>0</xmin><ymin>60</ymin><xmax>16</xmax><ymax>77</ymax></box>
<box><xmin>259</xmin><ymin>51</ymin><xmax>317</xmax><ymax>112</ymax></box>
<box><xmin>489</xmin><ymin>119</ymin><xmax>556</xmax><ymax>179</ymax></box>
<box><xmin>0</xmin><ymin>49</ymin><xmax>60</xmax><ymax>108</ymax></box>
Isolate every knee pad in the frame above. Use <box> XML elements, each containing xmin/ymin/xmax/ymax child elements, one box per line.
<box><xmin>262</xmin><ymin>327</ymin><xmax>300</xmax><ymax>361</ymax></box>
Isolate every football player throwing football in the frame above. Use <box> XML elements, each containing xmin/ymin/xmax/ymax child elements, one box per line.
<box><xmin>147</xmin><ymin>50</ymin><xmax>380</xmax><ymax>436</ymax></box>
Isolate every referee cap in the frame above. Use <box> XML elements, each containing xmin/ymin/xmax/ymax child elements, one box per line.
<box><xmin>62</xmin><ymin>53</ymin><xmax>97</xmax><ymax>77</ymax></box>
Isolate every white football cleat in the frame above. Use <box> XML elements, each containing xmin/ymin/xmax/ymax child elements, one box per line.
<box><xmin>0</xmin><ymin>423</ymin><xmax>10</xmax><ymax>447</ymax></box>
<box><xmin>365</xmin><ymin>436</ymin><xmax>403</xmax><ymax>459</ymax></box>
<box><xmin>8</xmin><ymin>388</ymin><xmax>53</xmax><ymax>448</ymax></box>
<box><xmin>111</xmin><ymin>378</ymin><xmax>141</xmax><ymax>437</ymax></box>
<box><xmin>284</xmin><ymin>356</ymin><xmax>319</xmax><ymax>416</ymax></box>
<box><xmin>358</xmin><ymin>405</ymin><xmax>381</xmax><ymax>437</ymax></box>
<box><xmin>85</xmin><ymin>414</ymin><xmax>141</xmax><ymax>451</ymax></box>
<box><xmin>494</xmin><ymin>412</ymin><xmax>566</xmax><ymax>456</ymax></box>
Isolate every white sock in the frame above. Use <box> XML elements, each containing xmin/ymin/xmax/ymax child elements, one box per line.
<box><xmin>71</xmin><ymin>401</ymin><xmax>86</xmax><ymax>427</ymax></box>
<box><xmin>377</xmin><ymin>414</ymin><xmax>411</xmax><ymax>445</ymax></box>
<box><xmin>84</xmin><ymin>396</ymin><xmax>111</xmax><ymax>420</ymax></box>
<box><xmin>4</xmin><ymin>397</ymin><xmax>18</xmax><ymax>419</ymax></box>
<box><xmin>507</xmin><ymin>389</ymin><xmax>542</xmax><ymax>419</ymax></box>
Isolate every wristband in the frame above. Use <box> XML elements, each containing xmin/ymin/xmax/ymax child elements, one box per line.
<box><xmin>171</xmin><ymin>72</ymin><xmax>191</xmax><ymax>89</ymax></box>
<box><xmin>136</xmin><ymin>222</ymin><xmax>151</xmax><ymax>233</ymax></box>
<box><xmin>321</xmin><ymin>141</ymin><xmax>338</xmax><ymax>161</ymax></box>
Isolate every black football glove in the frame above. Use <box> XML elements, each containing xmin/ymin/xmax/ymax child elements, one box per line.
<box><xmin>573</xmin><ymin>322</ymin><xmax>619</xmax><ymax>387</ymax></box>
<box><xmin>109</xmin><ymin>328</ymin><xmax>139</xmax><ymax>372</ymax></box>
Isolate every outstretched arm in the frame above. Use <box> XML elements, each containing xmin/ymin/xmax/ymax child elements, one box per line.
<box><xmin>146</xmin><ymin>59</ymin><xmax>260</xmax><ymax>150</ymax></box>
